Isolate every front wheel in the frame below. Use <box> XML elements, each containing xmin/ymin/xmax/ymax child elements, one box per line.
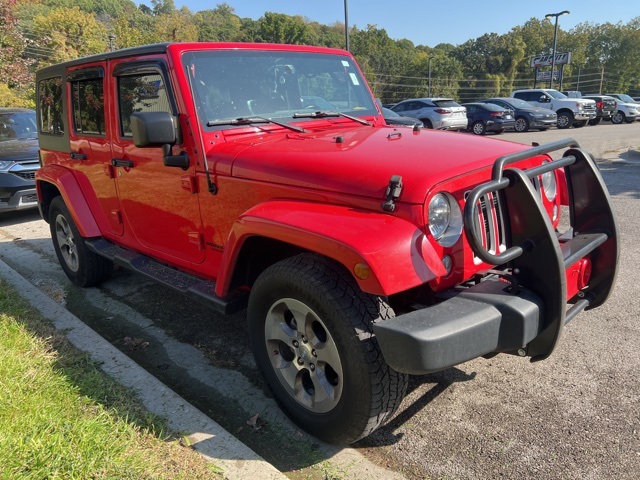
<box><xmin>514</xmin><ymin>117</ymin><xmax>529</xmax><ymax>132</ymax></box>
<box><xmin>611</xmin><ymin>111</ymin><xmax>625</xmax><ymax>124</ymax></box>
<box><xmin>557</xmin><ymin>111</ymin><xmax>574</xmax><ymax>129</ymax></box>
<box><xmin>247</xmin><ymin>254</ymin><xmax>407</xmax><ymax>444</ymax></box>
<box><xmin>49</xmin><ymin>196</ymin><xmax>113</xmax><ymax>287</ymax></box>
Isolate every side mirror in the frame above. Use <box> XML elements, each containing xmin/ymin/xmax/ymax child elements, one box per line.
<box><xmin>539</xmin><ymin>95</ymin><xmax>550</xmax><ymax>103</ymax></box>
<box><xmin>131</xmin><ymin>111</ymin><xmax>177</xmax><ymax>147</ymax></box>
<box><xmin>130</xmin><ymin>111</ymin><xmax>189</xmax><ymax>169</ymax></box>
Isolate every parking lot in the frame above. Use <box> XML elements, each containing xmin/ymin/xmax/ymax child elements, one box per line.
<box><xmin>1</xmin><ymin>121</ymin><xmax>639</xmax><ymax>479</ymax></box>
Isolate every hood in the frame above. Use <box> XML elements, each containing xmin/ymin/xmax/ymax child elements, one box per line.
<box><xmin>0</xmin><ymin>138</ymin><xmax>39</xmax><ymax>163</ymax></box>
<box><xmin>209</xmin><ymin>126</ymin><xmax>530</xmax><ymax>204</ymax></box>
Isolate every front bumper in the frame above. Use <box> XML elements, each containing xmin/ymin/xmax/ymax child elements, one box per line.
<box><xmin>574</xmin><ymin>111</ymin><xmax>597</xmax><ymax>121</ymax></box>
<box><xmin>374</xmin><ymin>140</ymin><xmax>619</xmax><ymax>374</ymax></box>
<box><xmin>531</xmin><ymin>117</ymin><xmax>557</xmax><ymax>128</ymax></box>
<box><xmin>0</xmin><ymin>172</ymin><xmax>38</xmax><ymax>211</ymax></box>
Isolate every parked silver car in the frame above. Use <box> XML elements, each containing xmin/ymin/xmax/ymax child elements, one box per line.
<box><xmin>390</xmin><ymin>98</ymin><xmax>467</xmax><ymax>130</ymax></box>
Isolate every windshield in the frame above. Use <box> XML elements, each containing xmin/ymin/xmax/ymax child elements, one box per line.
<box><xmin>548</xmin><ymin>90</ymin><xmax>567</xmax><ymax>99</ymax></box>
<box><xmin>615</xmin><ymin>94</ymin><xmax>634</xmax><ymax>103</ymax></box>
<box><xmin>182</xmin><ymin>50</ymin><xmax>377</xmax><ymax>127</ymax></box>
<box><xmin>503</xmin><ymin>98</ymin><xmax>533</xmax><ymax>109</ymax></box>
<box><xmin>0</xmin><ymin>111</ymin><xmax>37</xmax><ymax>142</ymax></box>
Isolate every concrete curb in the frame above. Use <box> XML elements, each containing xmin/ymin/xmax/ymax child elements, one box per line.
<box><xmin>0</xmin><ymin>259</ymin><xmax>288</xmax><ymax>480</ymax></box>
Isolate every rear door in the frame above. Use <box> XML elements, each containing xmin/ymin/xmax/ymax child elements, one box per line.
<box><xmin>109</xmin><ymin>58</ymin><xmax>205</xmax><ymax>264</ymax></box>
<box><xmin>67</xmin><ymin>64</ymin><xmax>123</xmax><ymax>236</ymax></box>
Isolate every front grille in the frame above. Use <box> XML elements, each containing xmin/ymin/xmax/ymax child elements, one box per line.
<box><xmin>474</xmin><ymin>192</ymin><xmax>505</xmax><ymax>255</ymax></box>
<box><xmin>12</xmin><ymin>171</ymin><xmax>36</xmax><ymax>181</ymax></box>
<box><xmin>583</xmin><ymin>104</ymin><xmax>596</xmax><ymax>111</ymax></box>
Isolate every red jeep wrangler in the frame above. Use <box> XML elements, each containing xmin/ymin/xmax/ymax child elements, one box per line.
<box><xmin>35</xmin><ymin>42</ymin><xmax>619</xmax><ymax>444</ymax></box>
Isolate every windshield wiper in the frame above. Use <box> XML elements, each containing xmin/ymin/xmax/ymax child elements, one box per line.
<box><xmin>292</xmin><ymin>111</ymin><xmax>371</xmax><ymax>126</ymax></box>
<box><xmin>207</xmin><ymin>116</ymin><xmax>306</xmax><ymax>133</ymax></box>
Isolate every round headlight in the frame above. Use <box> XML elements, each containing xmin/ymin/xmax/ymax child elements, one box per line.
<box><xmin>428</xmin><ymin>193</ymin><xmax>451</xmax><ymax>240</ymax></box>
<box><xmin>541</xmin><ymin>162</ymin><xmax>557</xmax><ymax>202</ymax></box>
<box><xmin>428</xmin><ymin>192</ymin><xmax>462</xmax><ymax>246</ymax></box>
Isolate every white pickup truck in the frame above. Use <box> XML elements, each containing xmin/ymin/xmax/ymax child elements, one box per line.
<box><xmin>511</xmin><ymin>89</ymin><xmax>597</xmax><ymax>129</ymax></box>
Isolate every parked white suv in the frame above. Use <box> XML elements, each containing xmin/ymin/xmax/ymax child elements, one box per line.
<box><xmin>604</xmin><ymin>93</ymin><xmax>640</xmax><ymax>123</ymax></box>
<box><xmin>511</xmin><ymin>89</ymin><xmax>597</xmax><ymax>129</ymax></box>
<box><xmin>390</xmin><ymin>98</ymin><xmax>468</xmax><ymax>130</ymax></box>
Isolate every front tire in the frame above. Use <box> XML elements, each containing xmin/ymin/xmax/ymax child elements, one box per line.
<box><xmin>611</xmin><ymin>111</ymin><xmax>625</xmax><ymax>124</ymax></box>
<box><xmin>557</xmin><ymin>111</ymin><xmax>574</xmax><ymax>129</ymax></box>
<box><xmin>514</xmin><ymin>117</ymin><xmax>529</xmax><ymax>132</ymax></box>
<box><xmin>247</xmin><ymin>254</ymin><xmax>407</xmax><ymax>444</ymax></box>
<box><xmin>49</xmin><ymin>196</ymin><xmax>113</xmax><ymax>287</ymax></box>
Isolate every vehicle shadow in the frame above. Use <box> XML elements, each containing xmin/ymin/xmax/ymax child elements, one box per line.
<box><xmin>357</xmin><ymin>367</ymin><xmax>477</xmax><ymax>447</ymax></box>
<box><xmin>0</xmin><ymin>209</ymin><xmax>42</xmax><ymax>227</ymax></box>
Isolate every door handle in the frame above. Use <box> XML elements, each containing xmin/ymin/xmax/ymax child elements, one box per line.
<box><xmin>70</xmin><ymin>152</ymin><xmax>87</xmax><ymax>160</ymax></box>
<box><xmin>111</xmin><ymin>158</ymin><xmax>134</xmax><ymax>168</ymax></box>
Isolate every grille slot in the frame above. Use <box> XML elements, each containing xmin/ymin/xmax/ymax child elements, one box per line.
<box><xmin>12</xmin><ymin>171</ymin><xmax>36</xmax><ymax>181</ymax></box>
<box><xmin>474</xmin><ymin>192</ymin><xmax>505</xmax><ymax>256</ymax></box>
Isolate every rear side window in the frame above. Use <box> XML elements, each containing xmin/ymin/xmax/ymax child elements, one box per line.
<box><xmin>118</xmin><ymin>73</ymin><xmax>171</xmax><ymax>137</ymax></box>
<box><xmin>433</xmin><ymin>100</ymin><xmax>460</xmax><ymax>108</ymax></box>
<box><xmin>38</xmin><ymin>77</ymin><xmax>64</xmax><ymax>135</ymax></box>
<box><xmin>71</xmin><ymin>78</ymin><xmax>105</xmax><ymax>135</ymax></box>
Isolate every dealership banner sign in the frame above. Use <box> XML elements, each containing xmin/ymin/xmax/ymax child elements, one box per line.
<box><xmin>530</xmin><ymin>52</ymin><xmax>572</xmax><ymax>67</ymax></box>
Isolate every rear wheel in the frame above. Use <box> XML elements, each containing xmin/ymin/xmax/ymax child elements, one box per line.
<box><xmin>573</xmin><ymin>120</ymin><xmax>588</xmax><ymax>128</ymax></box>
<box><xmin>49</xmin><ymin>196</ymin><xmax>113</xmax><ymax>287</ymax></box>
<box><xmin>514</xmin><ymin>117</ymin><xmax>529</xmax><ymax>132</ymax></box>
<box><xmin>247</xmin><ymin>254</ymin><xmax>407</xmax><ymax>444</ymax></box>
<box><xmin>611</xmin><ymin>111</ymin><xmax>625</xmax><ymax>124</ymax></box>
<box><xmin>588</xmin><ymin>117</ymin><xmax>602</xmax><ymax>126</ymax></box>
<box><xmin>421</xmin><ymin>119</ymin><xmax>433</xmax><ymax>129</ymax></box>
<box><xmin>471</xmin><ymin>121</ymin><xmax>486</xmax><ymax>135</ymax></box>
<box><xmin>557</xmin><ymin>111</ymin><xmax>574</xmax><ymax>129</ymax></box>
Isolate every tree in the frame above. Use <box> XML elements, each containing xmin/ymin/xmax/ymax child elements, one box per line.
<box><xmin>194</xmin><ymin>4</ymin><xmax>242</xmax><ymax>42</ymax></box>
<box><xmin>0</xmin><ymin>0</ymin><xmax>35</xmax><ymax>104</ymax></box>
<box><xmin>255</xmin><ymin>12</ymin><xmax>311</xmax><ymax>45</ymax></box>
<box><xmin>32</xmin><ymin>6</ymin><xmax>108</xmax><ymax>62</ymax></box>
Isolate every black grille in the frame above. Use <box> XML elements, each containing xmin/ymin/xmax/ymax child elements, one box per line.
<box><xmin>12</xmin><ymin>171</ymin><xmax>36</xmax><ymax>181</ymax></box>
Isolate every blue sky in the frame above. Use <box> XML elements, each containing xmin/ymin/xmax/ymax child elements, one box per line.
<box><xmin>164</xmin><ymin>0</ymin><xmax>638</xmax><ymax>47</ymax></box>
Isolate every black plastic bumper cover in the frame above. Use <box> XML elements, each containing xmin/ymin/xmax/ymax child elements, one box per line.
<box><xmin>373</xmin><ymin>279</ymin><xmax>543</xmax><ymax>375</ymax></box>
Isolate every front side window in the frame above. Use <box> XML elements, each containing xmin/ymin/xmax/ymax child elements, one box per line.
<box><xmin>38</xmin><ymin>77</ymin><xmax>64</xmax><ymax>135</ymax></box>
<box><xmin>183</xmin><ymin>50</ymin><xmax>377</xmax><ymax>125</ymax></box>
<box><xmin>72</xmin><ymin>78</ymin><xmax>105</xmax><ymax>135</ymax></box>
<box><xmin>118</xmin><ymin>73</ymin><xmax>171</xmax><ymax>137</ymax></box>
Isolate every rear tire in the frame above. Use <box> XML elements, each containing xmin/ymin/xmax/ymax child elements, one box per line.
<box><xmin>573</xmin><ymin>120</ymin><xmax>588</xmax><ymax>128</ymax></box>
<box><xmin>588</xmin><ymin>117</ymin><xmax>602</xmax><ymax>126</ymax></box>
<box><xmin>247</xmin><ymin>254</ymin><xmax>407</xmax><ymax>444</ymax></box>
<box><xmin>471</xmin><ymin>121</ymin><xmax>486</xmax><ymax>135</ymax></box>
<box><xmin>49</xmin><ymin>196</ymin><xmax>113</xmax><ymax>287</ymax></box>
<box><xmin>421</xmin><ymin>119</ymin><xmax>433</xmax><ymax>129</ymax></box>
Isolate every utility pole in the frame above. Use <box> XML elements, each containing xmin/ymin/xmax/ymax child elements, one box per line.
<box><xmin>108</xmin><ymin>35</ymin><xmax>116</xmax><ymax>52</ymax></box>
<box><xmin>428</xmin><ymin>57</ymin><xmax>434</xmax><ymax>97</ymax></box>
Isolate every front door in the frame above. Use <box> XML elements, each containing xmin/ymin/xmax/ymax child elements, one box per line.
<box><xmin>110</xmin><ymin>59</ymin><xmax>204</xmax><ymax>265</ymax></box>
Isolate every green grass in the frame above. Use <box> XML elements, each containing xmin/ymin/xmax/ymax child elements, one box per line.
<box><xmin>0</xmin><ymin>279</ymin><xmax>222</xmax><ymax>479</ymax></box>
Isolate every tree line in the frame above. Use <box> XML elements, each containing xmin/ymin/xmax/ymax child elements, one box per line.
<box><xmin>1</xmin><ymin>0</ymin><xmax>639</xmax><ymax>108</ymax></box>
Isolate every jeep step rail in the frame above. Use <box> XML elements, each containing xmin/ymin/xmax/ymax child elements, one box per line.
<box><xmin>86</xmin><ymin>238</ymin><xmax>248</xmax><ymax>314</ymax></box>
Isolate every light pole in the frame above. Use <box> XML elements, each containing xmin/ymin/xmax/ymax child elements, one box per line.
<box><xmin>108</xmin><ymin>34</ymin><xmax>116</xmax><ymax>52</ymax></box>
<box><xmin>344</xmin><ymin>0</ymin><xmax>349</xmax><ymax>51</ymax></box>
<box><xmin>545</xmin><ymin>10</ymin><xmax>569</xmax><ymax>89</ymax></box>
<box><xmin>428</xmin><ymin>56</ymin><xmax>434</xmax><ymax>97</ymax></box>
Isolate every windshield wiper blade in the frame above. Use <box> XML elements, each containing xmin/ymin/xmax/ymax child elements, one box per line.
<box><xmin>207</xmin><ymin>116</ymin><xmax>306</xmax><ymax>133</ymax></box>
<box><xmin>292</xmin><ymin>111</ymin><xmax>371</xmax><ymax>126</ymax></box>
